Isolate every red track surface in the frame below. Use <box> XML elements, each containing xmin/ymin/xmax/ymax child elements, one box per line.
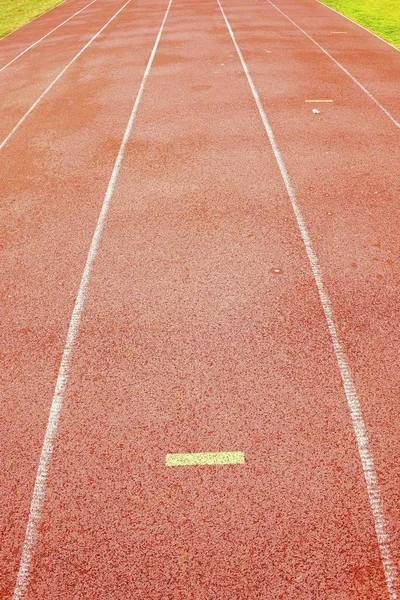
<box><xmin>1</xmin><ymin>0</ymin><xmax>399</xmax><ymax>598</ymax></box>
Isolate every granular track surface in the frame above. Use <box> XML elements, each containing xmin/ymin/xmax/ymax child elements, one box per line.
<box><xmin>1</xmin><ymin>0</ymin><xmax>399</xmax><ymax>598</ymax></box>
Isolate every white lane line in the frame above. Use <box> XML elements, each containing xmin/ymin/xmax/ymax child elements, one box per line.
<box><xmin>0</xmin><ymin>0</ymin><xmax>130</xmax><ymax>151</ymax></box>
<box><xmin>0</xmin><ymin>0</ymin><xmax>73</xmax><ymax>42</ymax></box>
<box><xmin>216</xmin><ymin>1</ymin><xmax>399</xmax><ymax>599</ymax></box>
<box><xmin>0</xmin><ymin>0</ymin><xmax>97</xmax><ymax>73</ymax></box>
<box><xmin>316</xmin><ymin>0</ymin><xmax>400</xmax><ymax>53</ymax></box>
<box><xmin>268</xmin><ymin>1</ymin><xmax>400</xmax><ymax>129</ymax></box>
<box><xmin>11</xmin><ymin>1</ymin><xmax>172</xmax><ymax>598</ymax></box>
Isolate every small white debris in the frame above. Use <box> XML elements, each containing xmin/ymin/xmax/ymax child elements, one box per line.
<box><xmin>312</xmin><ymin>108</ymin><xmax>320</xmax><ymax>114</ymax></box>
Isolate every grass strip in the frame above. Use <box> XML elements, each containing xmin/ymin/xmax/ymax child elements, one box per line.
<box><xmin>321</xmin><ymin>0</ymin><xmax>400</xmax><ymax>48</ymax></box>
<box><xmin>0</xmin><ymin>0</ymin><xmax>65</xmax><ymax>38</ymax></box>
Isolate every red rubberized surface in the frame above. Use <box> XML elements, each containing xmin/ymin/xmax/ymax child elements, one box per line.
<box><xmin>1</xmin><ymin>0</ymin><xmax>399</xmax><ymax>598</ymax></box>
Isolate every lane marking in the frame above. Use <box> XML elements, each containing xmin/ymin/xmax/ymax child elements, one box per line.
<box><xmin>330</xmin><ymin>31</ymin><xmax>347</xmax><ymax>34</ymax></box>
<box><xmin>0</xmin><ymin>0</ymin><xmax>73</xmax><ymax>42</ymax></box>
<box><xmin>0</xmin><ymin>0</ymin><xmax>97</xmax><ymax>74</ymax></box>
<box><xmin>216</xmin><ymin>1</ymin><xmax>398</xmax><ymax>599</ymax></box>
<box><xmin>316</xmin><ymin>0</ymin><xmax>400</xmax><ymax>53</ymax></box>
<box><xmin>0</xmin><ymin>0</ymin><xmax>130</xmax><ymax>151</ymax></box>
<box><xmin>305</xmin><ymin>99</ymin><xmax>333</xmax><ymax>102</ymax></box>
<box><xmin>11</xmin><ymin>2</ymin><xmax>172</xmax><ymax>598</ymax></box>
<box><xmin>268</xmin><ymin>1</ymin><xmax>400</xmax><ymax>129</ymax></box>
<box><xmin>166</xmin><ymin>452</ymin><xmax>245</xmax><ymax>466</ymax></box>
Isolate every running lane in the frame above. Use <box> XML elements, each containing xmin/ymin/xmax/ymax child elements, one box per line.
<box><xmin>268</xmin><ymin>0</ymin><xmax>400</xmax><ymax>123</ymax></box>
<box><xmin>220</xmin><ymin>0</ymin><xmax>400</xmax><ymax>587</ymax></box>
<box><xmin>0</xmin><ymin>1</ymin><xmax>172</xmax><ymax>596</ymax></box>
<box><xmin>12</xmin><ymin>0</ymin><xmax>397</xmax><ymax>598</ymax></box>
<box><xmin>0</xmin><ymin>0</ymin><xmax>98</xmax><ymax>74</ymax></box>
<box><xmin>0</xmin><ymin>0</ymin><xmax>130</xmax><ymax>142</ymax></box>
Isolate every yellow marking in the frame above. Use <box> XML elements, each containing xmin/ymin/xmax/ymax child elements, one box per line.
<box><xmin>331</xmin><ymin>31</ymin><xmax>348</xmax><ymax>33</ymax></box>
<box><xmin>305</xmin><ymin>99</ymin><xmax>334</xmax><ymax>103</ymax></box>
<box><xmin>166</xmin><ymin>451</ymin><xmax>245</xmax><ymax>466</ymax></box>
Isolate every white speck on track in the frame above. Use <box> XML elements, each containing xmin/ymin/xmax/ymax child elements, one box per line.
<box><xmin>217</xmin><ymin>0</ymin><xmax>398</xmax><ymax>598</ymax></box>
<box><xmin>11</xmin><ymin>1</ymin><xmax>172</xmax><ymax>598</ymax></box>
<box><xmin>0</xmin><ymin>0</ymin><xmax>131</xmax><ymax>151</ymax></box>
<box><xmin>268</xmin><ymin>1</ymin><xmax>400</xmax><ymax>129</ymax></box>
<box><xmin>0</xmin><ymin>0</ymin><xmax>97</xmax><ymax>74</ymax></box>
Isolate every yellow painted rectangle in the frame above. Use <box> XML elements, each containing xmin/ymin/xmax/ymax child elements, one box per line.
<box><xmin>305</xmin><ymin>99</ymin><xmax>334</xmax><ymax>103</ymax></box>
<box><xmin>166</xmin><ymin>451</ymin><xmax>245</xmax><ymax>466</ymax></box>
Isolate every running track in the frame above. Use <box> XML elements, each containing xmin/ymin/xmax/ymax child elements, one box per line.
<box><xmin>1</xmin><ymin>0</ymin><xmax>399</xmax><ymax>597</ymax></box>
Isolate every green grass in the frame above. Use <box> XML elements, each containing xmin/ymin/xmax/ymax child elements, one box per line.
<box><xmin>321</xmin><ymin>0</ymin><xmax>400</xmax><ymax>48</ymax></box>
<box><xmin>0</xmin><ymin>0</ymin><xmax>65</xmax><ymax>38</ymax></box>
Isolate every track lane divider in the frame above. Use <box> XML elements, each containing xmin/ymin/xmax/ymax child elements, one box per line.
<box><xmin>216</xmin><ymin>0</ymin><xmax>398</xmax><ymax>598</ymax></box>
<box><xmin>267</xmin><ymin>1</ymin><xmax>400</xmax><ymax>129</ymax></box>
<box><xmin>0</xmin><ymin>0</ymin><xmax>74</xmax><ymax>43</ymax></box>
<box><xmin>11</xmin><ymin>1</ymin><xmax>172</xmax><ymax>598</ymax></box>
<box><xmin>0</xmin><ymin>0</ymin><xmax>130</xmax><ymax>151</ymax></box>
<box><xmin>0</xmin><ymin>0</ymin><xmax>98</xmax><ymax>74</ymax></box>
